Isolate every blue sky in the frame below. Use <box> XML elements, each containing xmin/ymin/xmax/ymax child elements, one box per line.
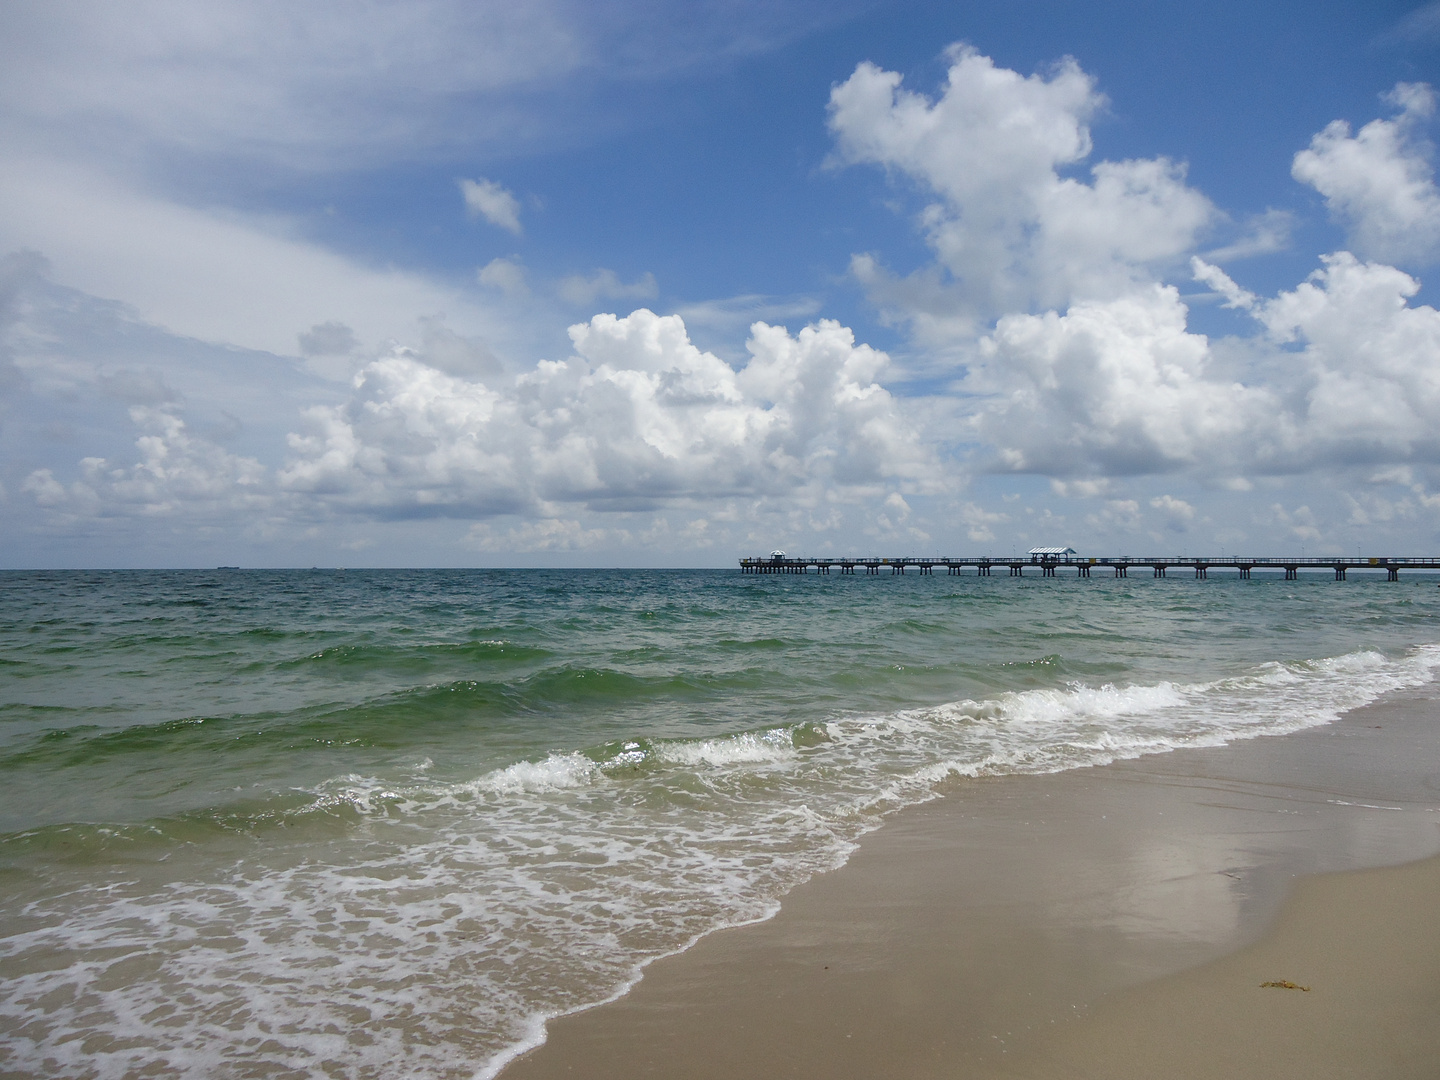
<box><xmin>3</xmin><ymin>0</ymin><xmax>1440</xmax><ymax>566</ymax></box>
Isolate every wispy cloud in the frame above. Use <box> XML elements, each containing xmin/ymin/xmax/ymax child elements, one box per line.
<box><xmin>1371</xmin><ymin>2</ymin><xmax>1440</xmax><ymax>50</ymax></box>
<box><xmin>0</xmin><ymin>156</ymin><xmax>509</xmax><ymax>358</ymax></box>
<box><xmin>557</xmin><ymin>268</ymin><xmax>657</xmax><ymax>306</ymax></box>
<box><xmin>0</xmin><ymin>1</ymin><xmax>867</xmax><ymax>172</ymax></box>
<box><xmin>1201</xmin><ymin>209</ymin><xmax>1293</xmax><ymax>263</ymax></box>
<box><xmin>671</xmin><ymin>293</ymin><xmax>823</xmax><ymax>331</ymax></box>
<box><xmin>460</xmin><ymin>178</ymin><xmax>524</xmax><ymax>235</ymax></box>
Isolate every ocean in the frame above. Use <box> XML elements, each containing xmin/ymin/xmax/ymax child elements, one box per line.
<box><xmin>2</xmin><ymin>567</ymin><xmax>1438</xmax><ymax>1079</ymax></box>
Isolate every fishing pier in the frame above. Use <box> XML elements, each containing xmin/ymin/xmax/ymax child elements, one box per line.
<box><xmin>739</xmin><ymin>554</ymin><xmax>1440</xmax><ymax>581</ymax></box>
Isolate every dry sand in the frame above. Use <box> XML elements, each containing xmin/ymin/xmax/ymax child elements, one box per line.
<box><xmin>501</xmin><ymin>689</ymin><xmax>1440</xmax><ymax>1080</ymax></box>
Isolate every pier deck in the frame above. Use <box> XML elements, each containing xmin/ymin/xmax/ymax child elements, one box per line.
<box><xmin>739</xmin><ymin>556</ymin><xmax>1440</xmax><ymax>581</ymax></box>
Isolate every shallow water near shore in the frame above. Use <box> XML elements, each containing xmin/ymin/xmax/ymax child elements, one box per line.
<box><xmin>2</xmin><ymin>568</ymin><xmax>1439</xmax><ymax>1078</ymax></box>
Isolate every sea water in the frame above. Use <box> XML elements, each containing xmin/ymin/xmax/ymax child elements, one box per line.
<box><xmin>1</xmin><ymin>567</ymin><xmax>1438</xmax><ymax>1079</ymax></box>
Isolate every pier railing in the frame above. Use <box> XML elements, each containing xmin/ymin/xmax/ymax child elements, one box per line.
<box><xmin>739</xmin><ymin>556</ymin><xmax>1440</xmax><ymax>580</ymax></box>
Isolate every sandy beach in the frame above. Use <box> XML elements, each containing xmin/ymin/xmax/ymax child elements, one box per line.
<box><xmin>502</xmin><ymin>687</ymin><xmax>1440</xmax><ymax>1079</ymax></box>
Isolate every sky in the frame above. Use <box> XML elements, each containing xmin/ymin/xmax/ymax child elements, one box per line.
<box><xmin>3</xmin><ymin>0</ymin><xmax>1440</xmax><ymax>567</ymax></box>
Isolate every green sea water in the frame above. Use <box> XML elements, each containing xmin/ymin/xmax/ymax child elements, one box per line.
<box><xmin>2</xmin><ymin>568</ymin><xmax>1439</xmax><ymax>1078</ymax></box>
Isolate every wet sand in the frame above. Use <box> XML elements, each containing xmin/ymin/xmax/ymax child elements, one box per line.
<box><xmin>500</xmin><ymin>686</ymin><xmax>1440</xmax><ymax>1079</ymax></box>
<box><xmin>993</xmin><ymin>853</ymin><xmax>1440</xmax><ymax>1079</ymax></box>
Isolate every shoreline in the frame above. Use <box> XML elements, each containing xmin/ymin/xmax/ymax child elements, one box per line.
<box><xmin>500</xmin><ymin>685</ymin><xmax>1440</xmax><ymax>1079</ymax></box>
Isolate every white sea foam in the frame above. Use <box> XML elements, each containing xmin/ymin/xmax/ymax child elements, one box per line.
<box><xmin>654</xmin><ymin>728</ymin><xmax>797</xmax><ymax>767</ymax></box>
<box><xmin>477</xmin><ymin>751</ymin><xmax>602</xmax><ymax>793</ymax></box>
<box><xmin>2</xmin><ymin>645</ymin><xmax>1437</xmax><ymax>1079</ymax></box>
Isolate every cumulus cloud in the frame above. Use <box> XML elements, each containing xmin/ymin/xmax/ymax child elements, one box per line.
<box><xmin>1150</xmin><ymin>494</ymin><xmax>1195</xmax><ymax>531</ymax></box>
<box><xmin>23</xmin><ymin>407</ymin><xmax>265</xmax><ymax>518</ymax></box>
<box><xmin>278</xmin><ymin>309</ymin><xmax>930</xmax><ymax>519</ymax></box>
<box><xmin>1087</xmin><ymin>498</ymin><xmax>1141</xmax><ymax>531</ymax></box>
<box><xmin>8</xmin><ymin>252</ymin><xmax>932</xmax><ymax>555</ymax></box>
<box><xmin>969</xmin><ymin>283</ymin><xmax>1276</xmax><ymax>478</ymax></box>
<box><xmin>828</xmin><ymin>47</ymin><xmax>1214</xmax><ymax>326</ymax></box>
<box><xmin>957</xmin><ymin>501</ymin><xmax>1007</xmax><ymax>543</ymax></box>
<box><xmin>1150</xmin><ymin>494</ymin><xmax>1195</xmax><ymax>518</ymax></box>
<box><xmin>1292</xmin><ymin>83</ymin><xmax>1440</xmax><ymax>266</ymax></box>
<box><xmin>968</xmin><ymin>248</ymin><xmax>1440</xmax><ymax>483</ymax></box>
<box><xmin>827</xmin><ymin>63</ymin><xmax>1440</xmax><ymax>509</ymax></box>
<box><xmin>1265</xmin><ymin>502</ymin><xmax>1322</xmax><ymax>544</ymax></box>
<box><xmin>1256</xmin><ymin>251</ymin><xmax>1440</xmax><ymax>464</ymax></box>
<box><xmin>557</xmin><ymin>268</ymin><xmax>657</xmax><ymax>307</ymax></box>
<box><xmin>460</xmin><ymin>177</ymin><xmax>523</xmax><ymax>235</ymax></box>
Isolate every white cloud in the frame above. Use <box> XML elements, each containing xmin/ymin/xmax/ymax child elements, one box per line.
<box><xmin>958</xmin><ymin>501</ymin><xmax>1007</xmax><ymax>543</ymax></box>
<box><xmin>0</xmin><ymin>249</ymin><xmax>333</xmax><ymax>483</ymax></box>
<box><xmin>8</xmin><ymin>257</ymin><xmax>935</xmax><ymax>556</ymax></box>
<box><xmin>1150</xmin><ymin>494</ymin><xmax>1195</xmax><ymax>532</ymax></box>
<box><xmin>883</xmin><ymin>491</ymin><xmax>910</xmax><ymax>516</ymax></box>
<box><xmin>827</xmin><ymin>47</ymin><xmax>1214</xmax><ymax>324</ymax></box>
<box><xmin>1050</xmin><ymin>478</ymin><xmax>1113</xmax><ymax>498</ymax></box>
<box><xmin>464</xmin><ymin>517</ymin><xmax>616</xmax><ymax>552</ymax></box>
<box><xmin>0</xmin><ymin>2</ymin><xmax>855</xmax><ymax>173</ymax></box>
<box><xmin>970</xmin><ymin>283</ymin><xmax>1276</xmax><ymax>477</ymax></box>
<box><xmin>0</xmin><ymin>158</ymin><xmax>513</xmax><ymax>360</ymax></box>
<box><xmin>1149</xmin><ymin>494</ymin><xmax>1195</xmax><ymax>519</ymax></box>
<box><xmin>298</xmin><ymin>321</ymin><xmax>360</xmax><ymax>357</ymax></box>
<box><xmin>672</xmin><ymin>294</ymin><xmax>823</xmax><ymax>331</ymax></box>
<box><xmin>1292</xmin><ymin>83</ymin><xmax>1440</xmax><ymax>266</ymax></box>
<box><xmin>477</xmin><ymin>257</ymin><xmax>529</xmax><ymax>298</ymax></box>
<box><xmin>17</xmin><ymin>250</ymin><xmax>1412</xmax><ymax>548</ymax></box>
<box><xmin>829</xmin><ymin>49</ymin><xmax>1100</xmax><ymax>211</ymax></box>
<box><xmin>969</xmin><ymin>247</ymin><xmax>1440</xmax><ymax>487</ymax></box>
<box><xmin>23</xmin><ymin>407</ymin><xmax>266</xmax><ymax>519</ymax></box>
<box><xmin>1374</xmin><ymin>2</ymin><xmax>1440</xmax><ymax>48</ymax></box>
<box><xmin>1190</xmin><ymin>256</ymin><xmax>1257</xmax><ymax>310</ymax></box>
<box><xmin>871</xmin><ymin>490</ymin><xmax>917</xmax><ymax>539</ymax></box>
<box><xmin>671</xmin><ymin>293</ymin><xmax>826</xmax><ymax>362</ymax></box>
<box><xmin>1257</xmin><ymin>251</ymin><xmax>1440</xmax><ymax>464</ymax></box>
<box><xmin>460</xmin><ymin>178</ymin><xmax>523</xmax><ymax>235</ymax></box>
<box><xmin>278</xmin><ymin>309</ymin><xmax>931</xmax><ymax>518</ymax></box>
<box><xmin>557</xmin><ymin>268</ymin><xmax>658</xmax><ymax>307</ymax></box>
<box><xmin>824</xmin><ymin>69</ymin><xmax>1440</xmax><ymax>503</ymax></box>
<box><xmin>1265</xmin><ymin>502</ymin><xmax>1322</xmax><ymax>544</ymax></box>
<box><xmin>11</xmin><ymin>29</ymin><xmax>1440</xmax><ymax>561</ymax></box>
<box><xmin>1201</xmin><ymin>208</ymin><xmax>1294</xmax><ymax>263</ymax></box>
<box><xmin>820</xmin><ymin>54</ymin><xmax>1440</xmax><ymax>541</ymax></box>
<box><xmin>1087</xmin><ymin>498</ymin><xmax>1141</xmax><ymax>531</ymax></box>
<box><xmin>0</xmin><ymin>2</ymin><xmax>585</xmax><ymax>170</ymax></box>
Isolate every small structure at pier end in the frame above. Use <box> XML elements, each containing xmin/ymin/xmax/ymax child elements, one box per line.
<box><xmin>1028</xmin><ymin>546</ymin><xmax>1077</xmax><ymax>562</ymax></box>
